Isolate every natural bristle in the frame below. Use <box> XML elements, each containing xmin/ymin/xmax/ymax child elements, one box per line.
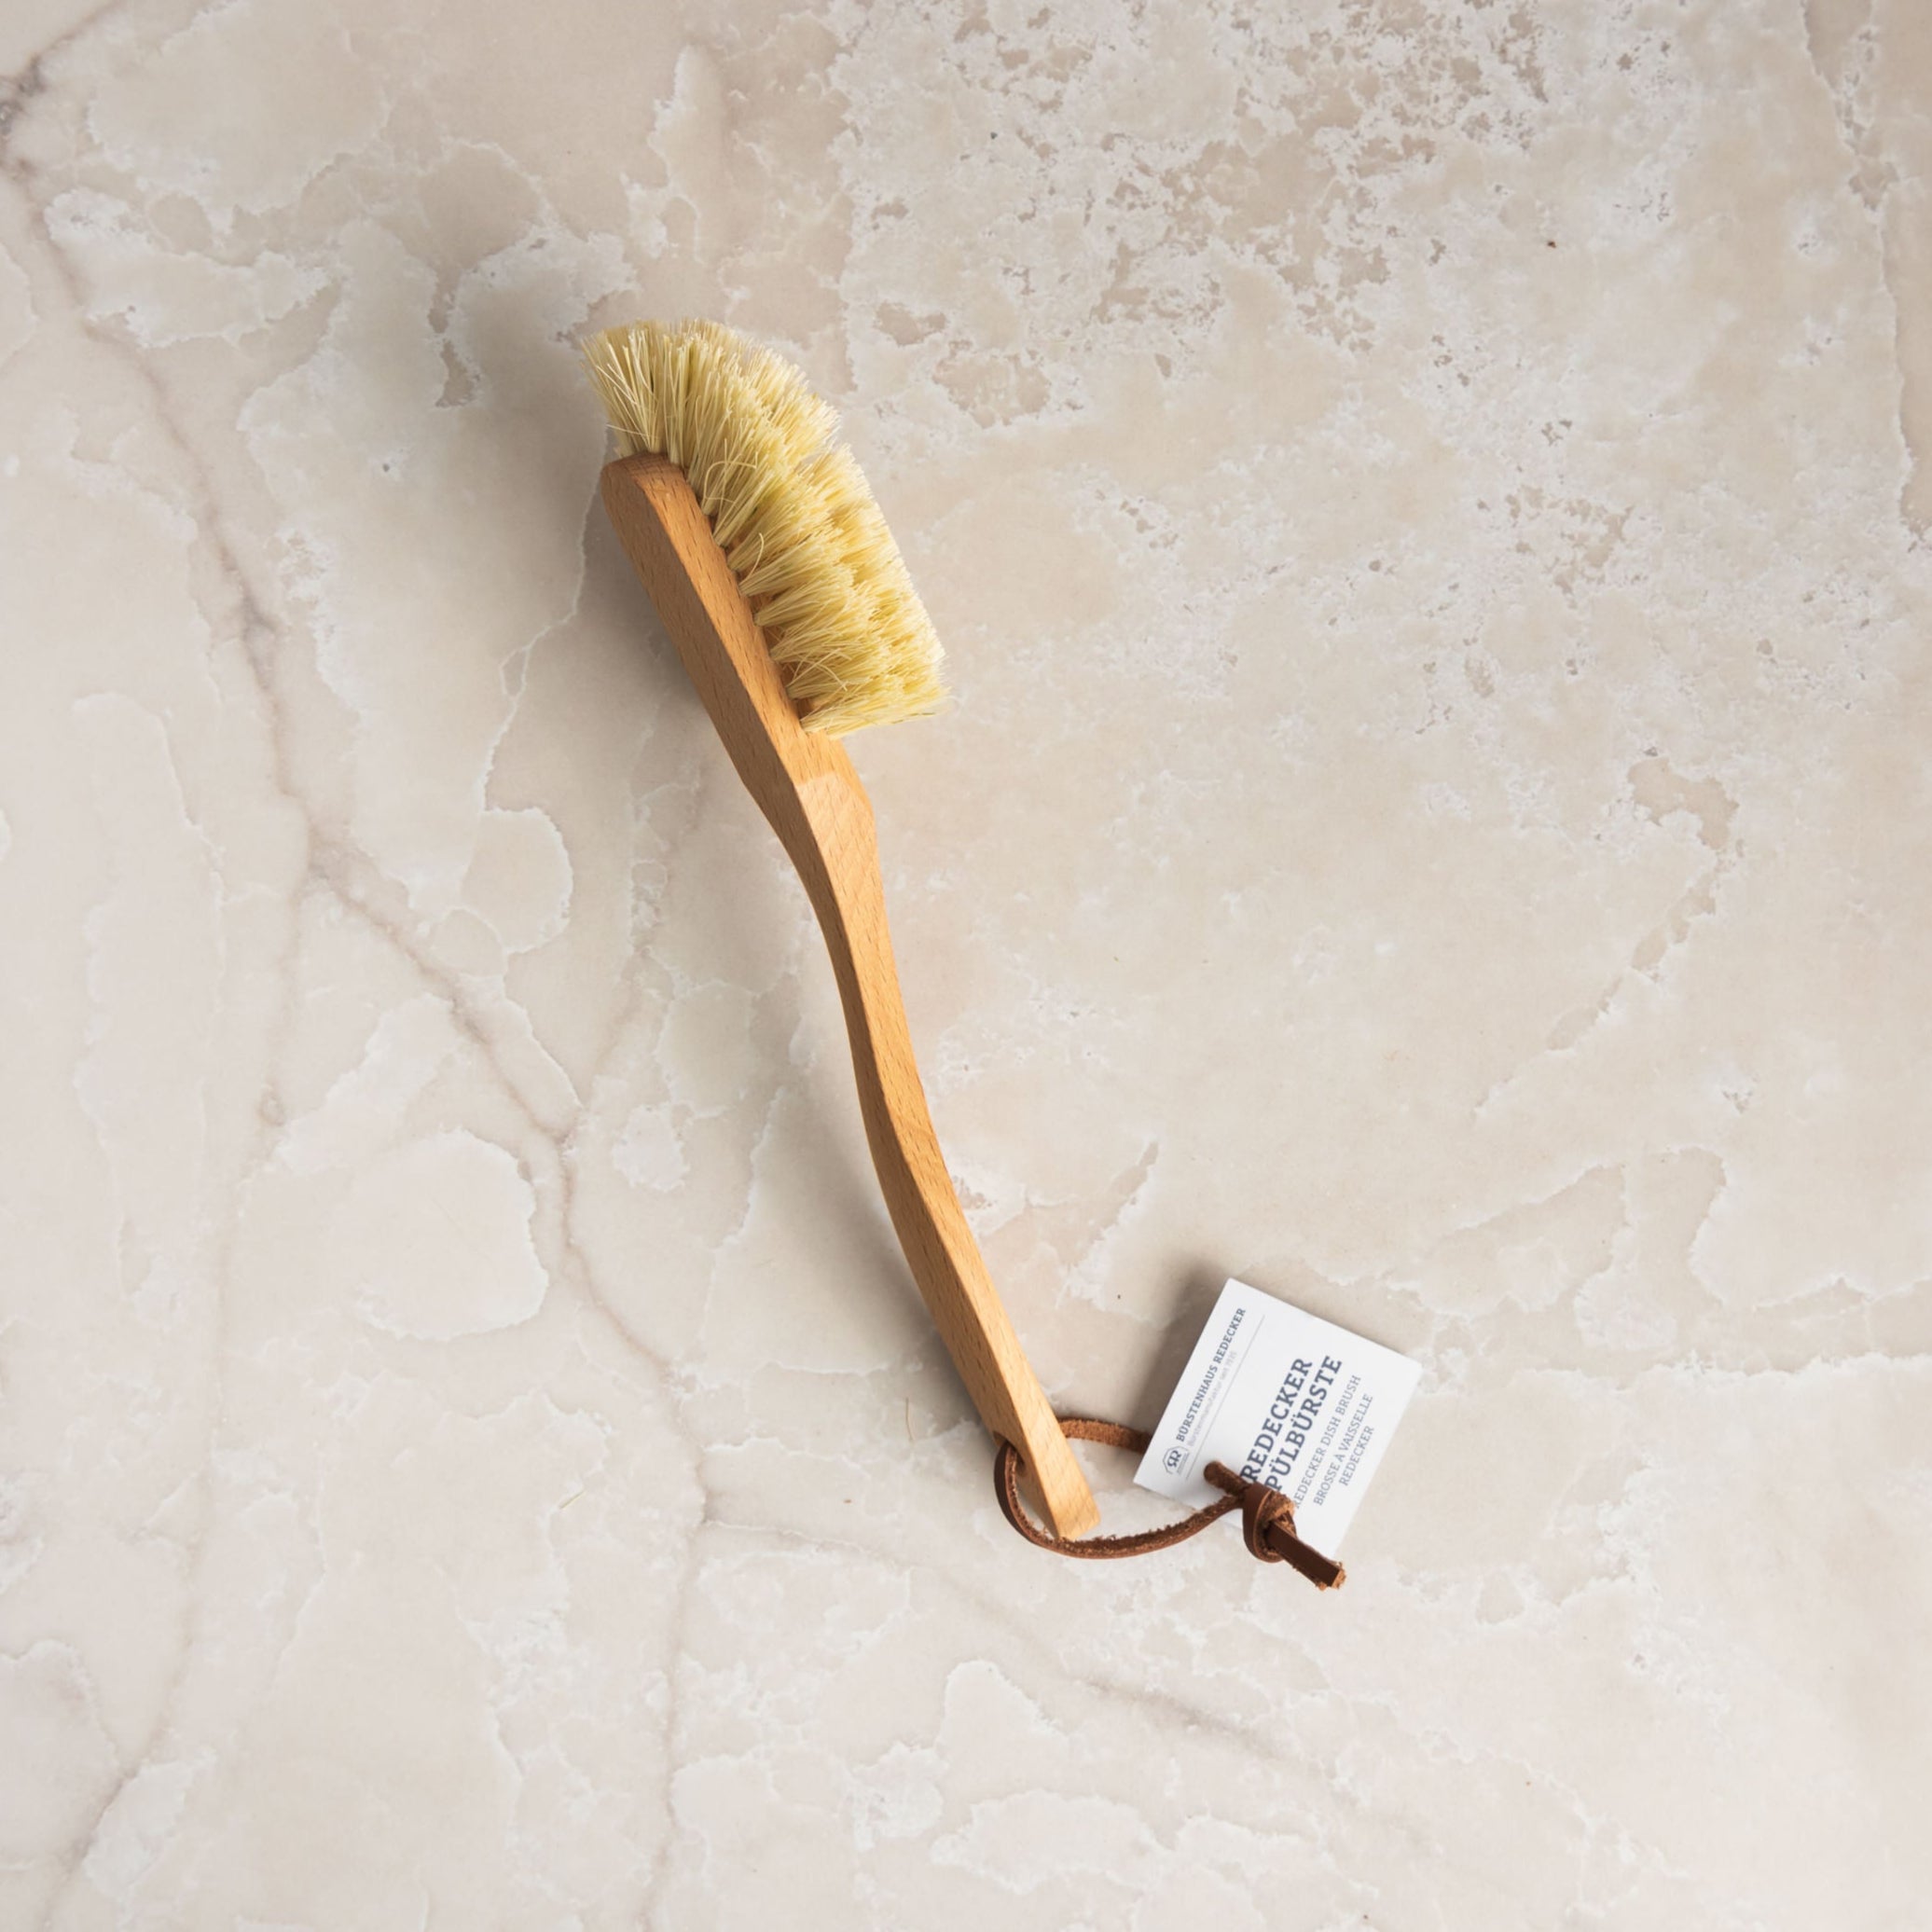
<box><xmin>582</xmin><ymin>320</ymin><xmax>947</xmax><ymax>736</ymax></box>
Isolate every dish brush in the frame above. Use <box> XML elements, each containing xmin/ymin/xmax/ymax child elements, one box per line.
<box><xmin>584</xmin><ymin>320</ymin><xmax>1099</xmax><ymax>1538</ymax></box>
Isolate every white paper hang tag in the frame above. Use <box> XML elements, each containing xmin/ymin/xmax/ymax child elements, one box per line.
<box><xmin>1134</xmin><ymin>1277</ymin><xmax>1421</xmax><ymax>1556</ymax></box>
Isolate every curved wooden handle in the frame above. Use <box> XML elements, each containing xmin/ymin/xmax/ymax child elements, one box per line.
<box><xmin>600</xmin><ymin>456</ymin><xmax>1100</xmax><ymax>1538</ymax></box>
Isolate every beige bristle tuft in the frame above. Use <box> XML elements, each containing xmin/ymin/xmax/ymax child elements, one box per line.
<box><xmin>582</xmin><ymin>320</ymin><xmax>948</xmax><ymax>735</ymax></box>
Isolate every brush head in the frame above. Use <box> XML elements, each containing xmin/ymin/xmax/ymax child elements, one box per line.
<box><xmin>583</xmin><ymin>320</ymin><xmax>947</xmax><ymax>736</ymax></box>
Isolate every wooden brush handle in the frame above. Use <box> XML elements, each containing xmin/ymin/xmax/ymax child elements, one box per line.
<box><xmin>601</xmin><ymin>455</ymin><xmax>1100</xmax><ymax>1539</ymax></box>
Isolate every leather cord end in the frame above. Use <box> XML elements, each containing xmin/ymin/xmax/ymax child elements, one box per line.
<box><xmin>1202</xmin><ymin>1462</ymin><xmax>1346</xmax><ymax>1589</ymax></box>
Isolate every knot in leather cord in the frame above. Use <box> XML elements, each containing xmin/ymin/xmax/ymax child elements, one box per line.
<box><xmin>1201</xmin><ymin>1460</ymin><xmax>1345</xmax><ymax>1588</ymax></box>
<box><xmin>994</xmin><ymin>1417</ymin><xmax>1345</xmax><ymax>1590</ymax></box>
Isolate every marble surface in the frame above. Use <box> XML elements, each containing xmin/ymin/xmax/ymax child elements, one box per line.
<box><xmin>3</xmin><ymin>0</ymin><xmax>1929</xmax><ymax>1925</ymax></box>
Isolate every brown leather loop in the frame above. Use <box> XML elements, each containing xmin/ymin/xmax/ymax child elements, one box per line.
<box><xmin>994</xmin><ymin>1417</ymin><xmax>1346</xmax><ymax>1588</ymax></box>
<box><xmin>994</xmin><ymin>1418</ymin><xmax>1239</xmax><ymax>1559</ymax></box>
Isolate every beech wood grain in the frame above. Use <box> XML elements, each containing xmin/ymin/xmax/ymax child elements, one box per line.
<box><xmin>601</xmin><ymin>454</ymin><xmax>1100</xmax><ymax>1539</ymax></box>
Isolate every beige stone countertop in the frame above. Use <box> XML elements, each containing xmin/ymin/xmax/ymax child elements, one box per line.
<box><xmin>2</xmin><ymin>1</ymin><xmax>1927</xmax><ymax>1925</ymax></box>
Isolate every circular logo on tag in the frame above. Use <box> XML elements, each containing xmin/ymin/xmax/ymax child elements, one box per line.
<box><xmin>1163</xmin><ymin>1447</ymin><xmax>1182</xmax><ymax>1470</ymax></box>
